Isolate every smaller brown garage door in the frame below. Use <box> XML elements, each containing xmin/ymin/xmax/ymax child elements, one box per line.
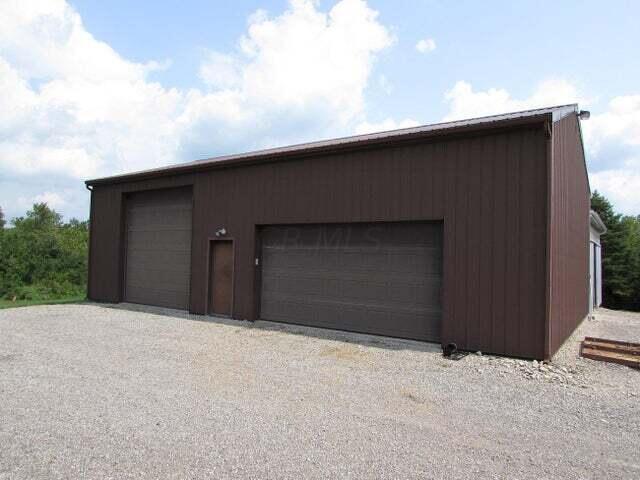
<box><xmin>124</xmin><ymin>188</ymin><xmax>192</xmax><ymax>309</ymax></box>
<box><xmin>260</xmin><ymin>222</ymin><xmax>442</xmax><ymax>341</ymax></box>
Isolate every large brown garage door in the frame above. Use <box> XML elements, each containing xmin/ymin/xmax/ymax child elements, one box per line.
<box><xmin>124</xmin><ymin>187</ymin><xmax>192</xmax><ymax>309</ymax></box>
<box><xmin>260</xmin><ymin>222</ymin><xmax>442</xmax><ymax>342</ymax></box>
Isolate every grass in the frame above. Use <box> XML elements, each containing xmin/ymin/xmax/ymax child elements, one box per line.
<box><xmin>0</xmin><ymin>295</ymin><xmax>86</xmax><ymax>310</ymax></box>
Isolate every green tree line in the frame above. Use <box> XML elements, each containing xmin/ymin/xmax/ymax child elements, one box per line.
<box><xmin>0</xmin><ymin>203</ymin><xmax>88</xmax><ymax>301</ymax></box>
<box><xmin>591</xmin><ymin>191</ymin><xmax>640</xmax><ymax>311</ymax></box>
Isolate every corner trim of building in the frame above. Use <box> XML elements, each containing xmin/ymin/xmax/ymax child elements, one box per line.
<box><xmin>543</xmin><ymin>119</ymin><xmax>554</xmax><ymax>360</ymax></box>
<box><xmin>86</xmin><ymin>185</ymin><xmax>94</xmax><ymax>300</ymax></box>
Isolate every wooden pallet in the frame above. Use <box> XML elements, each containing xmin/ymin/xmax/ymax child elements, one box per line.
<box><xmin>580</xmin><ymin>337</ymin><xmax>640</xmax><ymax>369</ymax></box>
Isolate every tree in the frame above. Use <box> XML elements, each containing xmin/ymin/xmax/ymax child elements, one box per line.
<box><xmin>621</xmin><ymin>215</ymin><xmax>640</xmax><ymax>309</ymax></box>
<box><xmin>591</xmin><ymin>191</ymin><xmax>640</xmax><ymax>310</ymax></box>
<box><xmin>0</xmin><ymin>205</ymin><xmax>5</xmax><ymax>229</ymax></box>
<box><xmin>11</xmin><ymin>202</ymin><xmax>62</xmax><ymax>230</ymax></box>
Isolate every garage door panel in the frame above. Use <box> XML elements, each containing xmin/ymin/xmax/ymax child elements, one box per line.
<box><xmin>126</xmin><ymin>268</ymin><xmax>191</xmax><ymax>289</ymax></box>
<box><xmin>323</xmin><ymin>251</ymin><xmax>352</xmax><ymax>269</ymax></box>
<box><xmin>261</xmin><ymin>297</ymin><xmax>318</xmax><ymax>323</ymax></box>
<box><xmin>389</xmin><ymin>250</ymin><xmax>442</xmax><ymax>275</ymax></box>
<box><xmin>339</xmin><ymin>279</ymin><xmax>388</xmax><ymax>302</ymax></box>
<box><xmin>424</xmin><ymin>254</ymin><xmax>444</xmax><ymax>275</ymax></box>
<box><xmin>297</xmin><ymin>300</ymin><xmax>440</xmax><ymax>339</ymax></box>
<box><xmin>127</xmin><ymin>231</ymin><xmax>192</xmax><ymax>252</ymax></box>
<box><xmin>124</xmin><ymin>188</ymin><xmax>192</xmax><ymax>310</ymax></box>
<box><xmin>260</xmin><ymin>222</ymin><xmax>442</xmax><ymax>342</ymax></box>
<box><xmin>125</xmin><ymin>285</ymin><xmax>189</xmax><ymax>310</ymax></box>
<box><xmin>385</xmin><ymin>283</ymin><xmax>424</xmax><ymax>305</ymax></box>
<box><xmin>414</xmin><ymin>281</ymin><xmax>442</xmax><ymax>306</ymax></box>
<box><xmin>128</xmin><ymin>226</ymin><xmax>192</xmax><ymax>240</ymax></box>
<box><xmin>323</xmin><ymin>278</ymin><xmax>342</xmax><ymax>297</ymax></box>
<box><xmin>276</xmin><ymin>275</ymin><xmax>324</xmax><ymax>296</ymax></box>
<box><xmin>127</xmin><ymin>210</ymin><xmax>192</xmax><ymax>230</ymax></box>
<box><xmin>123</xmin><ymin>250</ymin><xmax>191</xmax><ymax>270</ymax></box>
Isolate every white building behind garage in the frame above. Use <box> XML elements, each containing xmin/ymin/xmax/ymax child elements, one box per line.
<box><xmin>589</xmin><ymin>210</ymin><xmax>607</xmax><ymax>313</ymax></box>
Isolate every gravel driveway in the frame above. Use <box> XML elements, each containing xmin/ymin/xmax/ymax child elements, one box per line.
<box><xmin>1</xmin><ymin>304</ymin><xmax>639</xmax><ymax>479</ymax></box>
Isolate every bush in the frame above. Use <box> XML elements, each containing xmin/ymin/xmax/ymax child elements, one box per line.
<box><xmin>0</xmin><ymin>203</ymin><xmax>88</xmax><ymax>302</ymax></box>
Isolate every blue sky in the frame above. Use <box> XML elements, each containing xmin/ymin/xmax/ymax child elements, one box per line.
<box><xmin>1</xmin><ymin>0</ymin><xmax>640</xmax><ymax>221</ymax></box>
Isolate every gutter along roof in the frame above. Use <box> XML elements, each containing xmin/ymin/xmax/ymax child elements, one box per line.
<box><xmin>86</xmin><ymin>104</ymin><xmax>579</xmax><ymax>186</ymax></box>
<box><xmin>590</xmin><ymin>210</ymin><xmax>607</xmax><ymax>234</ymax></box>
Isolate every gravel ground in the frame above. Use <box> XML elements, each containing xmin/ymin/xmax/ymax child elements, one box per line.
<box><xmin>0</xmin><ymin>303</ymin><xmax>639</xmax><ymax>479</ymax></box>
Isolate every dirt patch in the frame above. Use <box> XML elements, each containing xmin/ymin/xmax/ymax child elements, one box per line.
<box><xmin>319</xmin><ymin>345</ymin><xmax>368</xmax><ymax>361</ymax></box>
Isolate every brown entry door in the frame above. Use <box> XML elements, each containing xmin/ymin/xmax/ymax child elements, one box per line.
<box><xmin>208</xmin><ymin>241</ymin><xmax>233</xmax><ymax>316</ymax></box>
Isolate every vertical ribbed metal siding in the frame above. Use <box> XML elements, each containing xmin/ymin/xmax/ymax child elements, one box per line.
<box><xmin>87</xmin><ymin>187</ymin><xmax>123</xmax><ymax>302</ymax></box>
<box><xmin>88</xmin><ymin>125</ymin><xmax>550</xmax><ymax>358</ymax></box>
<box><xmin>548</xmin><ymin>114</ymin><xmax>590</xmax><ymax>356</ymax></box>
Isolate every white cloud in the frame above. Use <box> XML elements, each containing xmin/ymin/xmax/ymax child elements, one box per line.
<box><xmin>590</xmin><ymin>167</ymin><xmax>640</xmax><ymax>215</ymax></box>
<box><xmin>0</xmin><ymin>0</ymin><xmax>184</xmax><ymax>181</ymax></box>
<box><xmin>20</xmin><ymin>191</ymin><xmax>67</xmax><ymax>209</ymax></box>
<box><xmin>207</xmin><ymin>0</ymin><xmax>395</xmax><ymax>123</ymax></box>
<box><xmin>582</xmin><ymin>95</ymin><xmax>640</xmax><ymax>154</ymax></box>
<box><xmin>199</xmin><ymin>52</ymin><xmax>241</xmax><ymax>89</ymax></box>
<box><xmin>582</xmin><ymin>95</ymin><xmax>640</xmax><ymax>214</ymax></box>
<box><xmin>442</xmin><ymin>78</ymin><xmax>584</xmax><ymax>121</ymax></box>
<box><xmin>415</xmin><ymin>38</ymin><xmax>436</xmax><ymax>53</ymax></box>
<box><xmin>177</xmin><ymin>0</ymin><xmax>398</xmax><ymax>159</ymax></box>
<box><xmin>0</xmin><ymin>0</ymin><xmax>407</xmax><ymax>220</ymax></box>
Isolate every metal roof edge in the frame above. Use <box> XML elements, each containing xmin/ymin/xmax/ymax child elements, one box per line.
<box><xmin>578</xmin><ymin>122</ymin><xmax>591</xmax><ymax>196</ymax></box>
<box><xmin>550</xmin><ymin>104</ymin><xmax>579</xmax><ymax>122</ymax></box>
<box><xmin>86</xmin><ymin>104</ymin><xmax>576</xmax><ymax>186</ymax></box>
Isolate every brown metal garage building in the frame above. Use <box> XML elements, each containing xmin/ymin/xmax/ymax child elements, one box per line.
<box><xmin>85</xmin><ymin>105</ymin><xmax>590</xmax><ymax>359</ymax></box>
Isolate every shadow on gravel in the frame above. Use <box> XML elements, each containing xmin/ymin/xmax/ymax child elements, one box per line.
<box><xmin>90</xmin><ymin>301</ymin><xmax>441</xmax><ymax>354</ymax></box>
